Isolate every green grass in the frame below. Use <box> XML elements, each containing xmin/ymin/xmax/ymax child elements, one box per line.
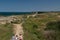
<box><xmin>0</xmin><ymin>23</ymin><xmax>13</xmax><ymax>40</ymax></box>
<box><xmin>23</xmin><ymin>17</ymin><xmax>45</xmax><ymax>40</ymax></box>
<box><xmin>22</xmin><ymin>13</ymin><xmax>60</xmax><ymax>40</ymax></box>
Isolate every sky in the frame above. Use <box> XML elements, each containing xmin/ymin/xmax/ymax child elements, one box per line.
<box><xmin>0</xmin><ymin>0</ymin><xmax>60</xmax><ymax>12</ymax></box>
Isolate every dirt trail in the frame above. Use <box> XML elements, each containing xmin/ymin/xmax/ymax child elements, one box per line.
<box><xmin>13</xmin><ymin>23</ymin><xmax>24</xmax><ymax>40</ymax></box>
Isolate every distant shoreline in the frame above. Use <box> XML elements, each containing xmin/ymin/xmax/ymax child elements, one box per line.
<box><xmin>0</xmin><ymin>11</ymin><xmax>60</xmax><ymax>16</ymax></box>
<box><xmin>0</xmin><ymin>12</ymin><xmax>32</xmax><ymax>16</ymax></box>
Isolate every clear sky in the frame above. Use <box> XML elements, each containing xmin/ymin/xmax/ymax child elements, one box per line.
<box><xmin>0</xmin><ymin>0</ymin><xmax>60</xmax><ymax>12</ymax></box>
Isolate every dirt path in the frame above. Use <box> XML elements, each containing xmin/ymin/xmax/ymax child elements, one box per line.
<box><xmin>13</xmin><ymin>23</ymin><xmax>24</xmax><ymax>40</ymax></box>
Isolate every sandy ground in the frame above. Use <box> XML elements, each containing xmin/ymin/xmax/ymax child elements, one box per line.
<box><xmin>13</xmin><ymin>23</ymin><xmax>24</xmax><ymax>40</ymax></box>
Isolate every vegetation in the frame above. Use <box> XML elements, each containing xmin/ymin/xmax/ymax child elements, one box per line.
<box><xmin>0</xmin><ymin>23</ymin><xmax>13</xmax><ymax>40</ymax></box>
<box><xmin>45</xmin><ymin>21</ymin><xmax>60</xmax><ymax>30</ymax></box>
<box><xmin>44</xmin><ymin>21</ymin><xmax>60</xmax><ymax>40</ymax></box>
<box><xmin>23</xmin><ymin>18</ymin><xmax>44</xmax><ymax>40</ymax></box>
<box><xmin>22</xmin><ymin>13</ymin><xmax>60</xmax><ymax>40</ymax></box>
<box><xmin>0</xmin><ymin>13</ymin><xmax>60</xmax><ymax>40</ymax></box>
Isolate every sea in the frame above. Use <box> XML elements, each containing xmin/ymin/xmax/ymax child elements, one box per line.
<box><xmin>0</xmin><ymin>12</ymin><xmax>32</xmax><ymax>16</ymax></box>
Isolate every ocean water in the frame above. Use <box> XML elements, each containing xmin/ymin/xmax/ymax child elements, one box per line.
<box><xmin>0</xmin><ymin>12</ymin><xmax>32</xmax><ymax>16</ymax></box>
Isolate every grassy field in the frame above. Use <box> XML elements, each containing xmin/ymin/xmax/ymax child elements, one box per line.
<box><xmin>22</xmin><ymin>13</ymin><xmax>60</xmax><ymax>40</ymax></box>
<box><xmin>0</xmin><ymin>13</ymin><xmax>60</xmax><ymax>40</ymax></box>
<box><xmin>0</xmin><ymin>23</ymin><xmax>13</xmax><ymax>40</ymax></box>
